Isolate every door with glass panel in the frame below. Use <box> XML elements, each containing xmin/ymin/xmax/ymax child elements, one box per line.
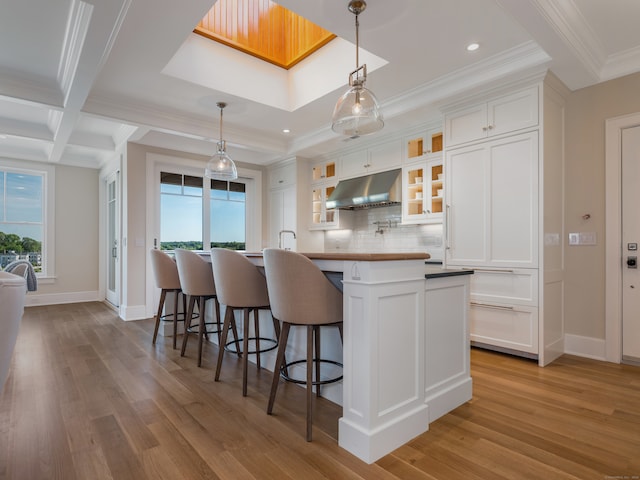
<box><xmin>106</xmin><ymin>171</ymin><xmax>120</xmax><ymax>307</ymax></box>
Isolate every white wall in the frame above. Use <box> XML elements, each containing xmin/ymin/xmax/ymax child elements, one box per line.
<box><xmin>565</xmin><ymin>71</ymin><xmax>640</xmax><ymax>340</ymax></box>
<box><xmin>26</xmin><ymin>164</ymin><xmax>100</xmax><ymax>306</ymax></box>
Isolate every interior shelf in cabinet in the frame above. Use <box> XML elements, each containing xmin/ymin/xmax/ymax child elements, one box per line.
<box><xmin>429</xmin><ymin>164</ymin><xmax>444</xmax><ymax>214</ymax></box>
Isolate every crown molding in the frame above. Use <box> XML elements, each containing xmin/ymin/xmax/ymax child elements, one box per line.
<box><xmin>530</xmin><ymin>0</ymin><xmax>605</xmax><ymax>79</ymax></box>
<box><xmin>288</xmin><ymin>41</ymin><xmax>550</xmax><ymax>158</ymax></box>
<box><xmin>601</xmin><ymin>44</ymin><xmax>640</xmax><ymax>82</ymax></box>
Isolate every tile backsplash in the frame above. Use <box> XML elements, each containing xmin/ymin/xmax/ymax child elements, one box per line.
<box><xmin>324</xmin><ymin>205</ymin><xmax>444</xmax><ymax>261</ymax></box>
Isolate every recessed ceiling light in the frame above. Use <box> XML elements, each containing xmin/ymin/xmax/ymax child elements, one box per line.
<box><xmin>467</xmin><ymin>43</ymin><xmax>480</xmax><ymax>52</ymax></box>
<box><xmin>282</xmin><ymin>129</ymin><xmax>290</xmax><ymax>134</ymax></box>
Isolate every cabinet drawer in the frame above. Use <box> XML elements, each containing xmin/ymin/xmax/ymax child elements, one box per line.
<box><xmin>468</xmin><ymin>268</ymin><xmax>537</xmax><ymax>306</ymax></box>
<box><xmin>470</xmin><ymin>303</ymin><xmax>538</xmax><ymax>354</ymax></box>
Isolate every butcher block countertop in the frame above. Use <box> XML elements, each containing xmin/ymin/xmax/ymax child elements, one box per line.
<box><xmin>244</xmin><ymin>251</ymin><xmax>430</xmax><ymax>261</ymax></box>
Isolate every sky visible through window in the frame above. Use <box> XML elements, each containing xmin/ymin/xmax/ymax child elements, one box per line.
<box><xmin>160</xmin><ymin>173</ymin><xmax>245</xmax><ymax>243</ymax></box>
<box><xmin>0</xmin><ymin>171</ymin><xmax>43</xmax><ymax>242</ymax></box>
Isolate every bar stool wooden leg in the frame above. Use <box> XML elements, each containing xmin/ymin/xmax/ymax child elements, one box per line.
<box><xmin>172</xmin><ymin>290</ymin><xmax>179</xmax><ymax>349</ymax></box>
<box><xmin>180</xmin><ymin>295</ymin><xmax>197</xmax><ymax>356</ymax></box>
<box><xmin>197</xmin><ymin>296</ymin><xmax>206</xmax><ymax>367</ymax></box>
<box><xmin>267</xmin><ymin>322</ymin><xmax>291</xmax><ymax>415</ymax></box>
<box><xmin>152</xmin><ymin>289</ymin><xmax>167</xmax><ymax>345</ymax></box>
<box><xmin>214</xmin><ymin>298</ymin><xmax>222</xmax><ymax>345</ymax></box>
<box><xmin>254</xmin><ymin>308</ymin><xmax>261</xmax><ymax>370</ymax></box>
<box><xmin>215</xmin><ymin>307</ymin><xmax>234</xmax><ymax>381</ymax></box>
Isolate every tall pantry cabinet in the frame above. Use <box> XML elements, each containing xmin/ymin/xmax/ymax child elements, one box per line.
<box><xmin>443</xmin><ymin>75</ymin><xmax>567</xmax><ymax>366</ymax></box>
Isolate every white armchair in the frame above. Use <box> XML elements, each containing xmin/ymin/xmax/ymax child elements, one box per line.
<box><xmin>0</xmin><ymin>271</ymin><xmax>26</xmax><ymax>391</ymax></box>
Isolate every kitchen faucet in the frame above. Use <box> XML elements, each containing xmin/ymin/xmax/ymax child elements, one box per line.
<box><xmin>278</xmin><ymin>230</ymin><xmax>296</xmax><ymax>249</ymax></box>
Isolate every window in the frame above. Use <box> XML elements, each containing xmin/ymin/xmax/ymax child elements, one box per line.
<box><xmin>0</xmin><ymin>166</ymin><xmax>46</xmax><ymax>274</ymax></box>
<box><xmin>159</xmin><ymin>172</ymin><xmax>247</xmax><ymax>251</ymax></box>
<box><xmin>210</xmin><ymin>179</ymin><xmax>245</xmax><ymax>250</ymax></box>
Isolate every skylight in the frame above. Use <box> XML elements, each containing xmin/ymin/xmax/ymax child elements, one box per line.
<box><xmin>194</xmin><ymin>0</ymin><xmax>336</xmax><ymax>70</ymax></box>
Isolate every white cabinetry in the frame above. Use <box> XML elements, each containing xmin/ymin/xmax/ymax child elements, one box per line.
<box><xmin>311</xmin><ymin>160</ymin><xmax>337</xmax><ymax>183</ymax></box>
<box><xmin>443</xmin><ymin>79</ymin><xmax>565</xmax><ymax>366</ymax></box>
<box><xmin>445</xmin><ymin>132</ymin><xmax>538</xmax><ymax>268</ymax></box>
<box><xmin>269</xmin><ymin>162</ymin><xmax>296</xmax><ymax>189</ymax></box>
<box><xmin>404</xmin><ymin>128</ymin><xmax>443</xmax><ymax>160</ymax></box>
<box><xmin>402</xmin><ymin>157</ymin><xmax>443</xmax><ymax>224</ymax></box>
<box><xmin>310</xmin><ymin>181</ymin><xmax>340</xmax><ymax>230</ymax></box>
<box><xmin>467</xmin><ymin>267</ymin><xmax>539</xmax><ymax>355</ymax></box>
<box><xmin>445</xmin><ymin>86</ymin><xmax>538</xmax><ymax>147</ymax></box>
<box><xmin>340</xmin><ymin>140</ymin><xmax>401</xmax><ymax>179</ymax></box>
<box><xmin>268</xmin><ymin>161</ymin><xmax>296</xmax><ymax>250</ymax></box>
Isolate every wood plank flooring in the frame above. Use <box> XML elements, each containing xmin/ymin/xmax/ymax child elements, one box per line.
<box><xmin>1</xmin><ymin>302</ymin><xmax>638</xmax><ymax>479</ymax></box>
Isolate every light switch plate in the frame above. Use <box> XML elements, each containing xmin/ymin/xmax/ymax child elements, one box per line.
<box><xmin>568</xmin><ymin>232</ymin><xmax>597</xmax><ymax>246</ymax></box>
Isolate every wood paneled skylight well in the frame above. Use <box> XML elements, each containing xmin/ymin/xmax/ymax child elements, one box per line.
<box><xmin>195</xmin><ymin>0</ymin><xmax>336</xmax><ymax>70</ymax></box>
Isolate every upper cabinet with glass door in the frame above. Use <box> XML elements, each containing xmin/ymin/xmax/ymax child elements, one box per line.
<box><xmin>402</xmin><ymin>127</ymin><xmax>444</xmax><ymax>224</ymax></box>
<box><xmin>310</xmin><ymin>182</ymin><xmax>340</xmax><ymax>230</ymax></box>
<box><xmin>311</xmin><ymin>160</ymin><xmax>337</xmax><ymax>183</ymax></box>
<box><xmin>404</xmin><ymin>128</ymin><xmax>443</xmax><ymax>162</ymax></box>
<box><xmin>402</xmin><ymin>158</ymin><xmax>443</xmax><ymax>224</ymax></box>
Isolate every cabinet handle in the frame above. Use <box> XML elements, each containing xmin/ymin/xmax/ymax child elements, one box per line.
<box><xmin>487</xmin><ymin>124</ymin><xmax>494</xmax><ymax>130</ymax></box>
<box><xmin>470</xmin><ymin>302</ymin><xmax>514</xmax><ymax>311</ymax></box>
<box><xmin>466</xmin><ymin>268</ymin><xmax>515</xmax><ymax>273</ymax></box>
<box><xmin>482</xmin><ymin>126</ymin><xmax>488</xmax><ymax>132</ymax></box>
<box><xmin>278</xmin><ymin>180</ymin><xmax>284</xmax><ymax>184</ymax></box>
<box><xmin>445</xmin><ymin>204</ymin><xmax>451</xmax><ymax>250</ymax></box>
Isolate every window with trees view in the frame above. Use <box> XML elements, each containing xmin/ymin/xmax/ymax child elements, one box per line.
<box><xmin>160</xmin><ymin>171</ymin><xmax>246</xmax><ymax>251</ymax></box>
<box><xmin>0</xmin><ymin>169</ymin><xmax>44</xmax><ymax>272</ymax></box>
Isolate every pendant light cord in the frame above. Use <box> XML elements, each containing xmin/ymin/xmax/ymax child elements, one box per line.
<box><xmin>217</xmin><ymin>102</ymin><xmax>226</xmax><ymax>152</ymax></box>
<box><xmin>355</xmin><ymin>13</ymin><xmax>359</xmax><ymax>71</ymax></box>
<box><xmin>219</xmin><ymin>107</ymin><xmax>223</xmax><ymax>144</ymax></box>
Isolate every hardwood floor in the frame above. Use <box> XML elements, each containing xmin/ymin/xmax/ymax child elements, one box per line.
<box><xmin>1</xmin><ymin>302</ymin><xmax>638</xmax><ymax>479</ymax></box>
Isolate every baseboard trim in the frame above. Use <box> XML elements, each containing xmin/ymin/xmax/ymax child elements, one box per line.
<box><xmin>24</xmin><ymin>291</ymin><xmax>99</xmax><ymax>307</ymax></box>
<box><xmin>119</xmin><ymin>304</ymin><xmax>149</xmax><ymax>321</ymax></box>
<box><xmin>564</xmin><ymin>334</ymin><xmax>606</xmax><ymax>361</ymax></box>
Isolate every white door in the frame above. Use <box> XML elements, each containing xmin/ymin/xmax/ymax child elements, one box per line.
<box><xmin>106</xmin><ymin>171</ymin><xmax>120</xmax><ymax>307</ymax></box>
<box><xmin>622</xmin><ymin>126</ymin><xmax>640</xmax><ymax>361</ymax></box>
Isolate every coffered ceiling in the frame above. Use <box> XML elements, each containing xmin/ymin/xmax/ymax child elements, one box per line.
<box><xmin>1</xmin><ymin>0</ymin><xmax>640</xmax><ymax>169</ymax></box>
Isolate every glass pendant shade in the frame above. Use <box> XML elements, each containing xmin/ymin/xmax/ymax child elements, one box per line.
<box><xmin>331</xmin><ymin>0</ymin><xmax>383</xmax><ymax>137</ymax></box>
<box><xmin>331</xmin><ymin>83</ymin><xmax>383</xmax><ymax>137</ymax></box>
<box><xmin>205</xmin><ymin>102</ymin><xmax>238</xmax><ymax>180</ymax></box>
<box><xmin>205</xmin><ymin>141</ymin><xmax>237</xmax><ymax>180</ymax></box>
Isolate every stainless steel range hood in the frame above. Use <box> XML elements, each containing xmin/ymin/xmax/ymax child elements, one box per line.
<box><xmin>326</xmin><ymin>169</ymin><xmax>402</xmax><ymax>210</ymax></box>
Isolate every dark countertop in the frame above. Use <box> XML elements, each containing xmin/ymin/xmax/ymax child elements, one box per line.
<box><xmin>245</xmin><ymin>252</ymin><xmax>430</xmax><ymax>261</ymax></box>
<box><xmin>424</xmin><ymin>266</ymin><xmax>474</xmax><ymax>279</ymax></box>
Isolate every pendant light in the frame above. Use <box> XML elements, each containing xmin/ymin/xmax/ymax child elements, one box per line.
<box><xmin>205</xmin><ymin>102</ymin><xmax>238</xmax><ymax>180</ymax></box>
<box><xmin>331</xmin><ymin>0</ymin><xmax>383</xmax><ymax>137</ymax></box>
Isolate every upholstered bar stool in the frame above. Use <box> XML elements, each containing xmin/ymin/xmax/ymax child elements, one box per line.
<box><xmin>175</xmin><ymin>248</ymin><xmax>222</xmax><ymax>367</ymax></box>
<box><xmin>150</xmin><ymin>249</ymin><xmax>186</xmax><ymax>349</ymax></box>
<box><xmin>263</xmin><ymin>248</ymin><xmax>343</xmax><ymax>441</ymax></box>
<box><xmin>210</xmin><ymin>248</ymin><xmax>281</xmax><ymax>396</ymax></box>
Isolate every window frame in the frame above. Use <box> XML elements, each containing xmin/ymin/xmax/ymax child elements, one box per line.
<box><xmin>0</xmin><ymin>159</ymin><xmax>55</xmax><ymax>279</ymax></box>
<box><xmin>147</xmin><ymin>153</ymin><xmax>262</xmax><ymax>253</ymax></box>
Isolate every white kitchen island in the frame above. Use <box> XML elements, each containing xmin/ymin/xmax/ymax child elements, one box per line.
<box><xmin>246</xmin><ymin>252</ymin><xmax>473</xmax><ymax>464</ymax></box>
